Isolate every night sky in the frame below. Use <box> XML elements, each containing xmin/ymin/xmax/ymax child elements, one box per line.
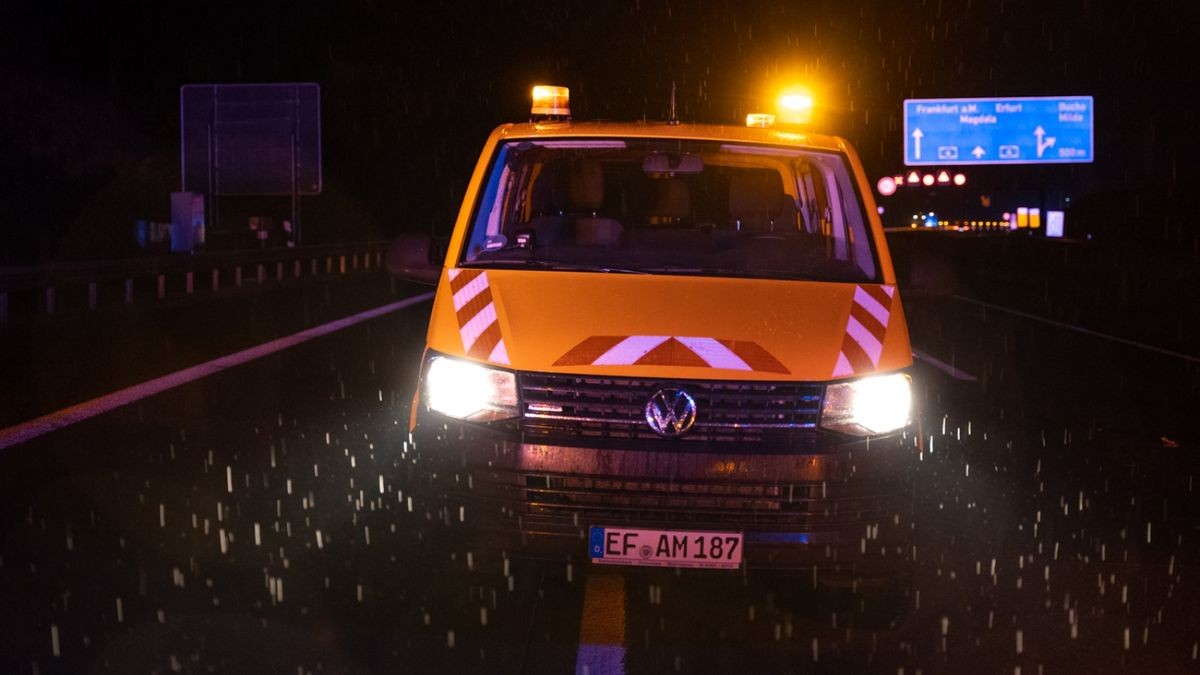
<box><xmin>1</xmin><ymin>0</ymin><xmax>1195</xmax><ymax>263</ymax></box>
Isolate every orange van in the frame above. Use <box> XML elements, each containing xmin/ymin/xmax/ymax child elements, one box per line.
<box><xmin>391</xmin><ymin>87</ymin><xmax>919</xmax><ymax>571</ymax></box>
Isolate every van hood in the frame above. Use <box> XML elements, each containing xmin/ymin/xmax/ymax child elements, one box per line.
<box><xmin>427</xmin><ymin>268</ymin><xmax>911</xmax><ymax>381</ymax></box>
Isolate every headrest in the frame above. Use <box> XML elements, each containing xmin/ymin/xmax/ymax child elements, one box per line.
<box><xmin>651</xmin><ymin>178</ymin><xmax>690</xmax><ymax>219</ymax></box>
<box><xmin>728</xmin><ymin>173</ymin><xmax>784</xmax><ymax>221</ymax></box>
<box><xmin>530</xmin><ymin>164</ymin><xmax>568</xmax><ymax>215</ymax></box>
<box><xmin>568</xmin><ymin>158</ymin><xmax>604</xmax><ymax>211</ymax></box>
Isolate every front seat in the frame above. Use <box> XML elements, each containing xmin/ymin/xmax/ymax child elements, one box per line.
<box><xmin>627</xmin><ymin>178</ymin><xmax>707</xmax><ymax>253</ymax></box>
<box><xmin>567</xmin><ymin>158</ymin><xmax>623</xmax><ymax>246</ymax></box>
<box><xmin>523</xmin><ymin>163</ymin><xmax>570</xmax><ymax>247</ymax></box>
<box><xmin>728</xmin><ymin>172</ymin><xmax>786</xmax><ymax>233</ymax></box>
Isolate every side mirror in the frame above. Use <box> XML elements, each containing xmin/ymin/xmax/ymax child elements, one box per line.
<box><xmin>386</xmin><ymin>233</ymin><xmax>442</xmax><ymax>284</ymax></box>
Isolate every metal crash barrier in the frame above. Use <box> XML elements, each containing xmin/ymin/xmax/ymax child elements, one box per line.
<box><xmin>0</xmin><ymin>242</ymin><xmax>388</xmax><ymax>325</ymax></box>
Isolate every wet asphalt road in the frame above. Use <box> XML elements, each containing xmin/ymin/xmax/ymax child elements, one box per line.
<box><xmin>1</xmin><ymin>286</ymin><xmax>1199</xmax><ymax>674</ymax></box>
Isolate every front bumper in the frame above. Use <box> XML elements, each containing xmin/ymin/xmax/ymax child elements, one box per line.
<box><xmin>408</xmin><ymin>415</ymin><xmax>920</xmax><ymax>571</ymax></box>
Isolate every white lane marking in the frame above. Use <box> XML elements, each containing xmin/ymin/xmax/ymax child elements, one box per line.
<box><xmin>912</xmin><ymin>348</ymin><xmax>979</xmax><ymax>382</ymax></box>
<box><xmin>853</xmin><ymin>286</ymin><xmax>891</xmax><ymax>327</ymax></box>
<box><xmin>576</xmin><ymin>645</ymin><xmax>625</xmax><ymax>675</ymax></box>
<box><xmin>952</xmin><ymin>295</ymin><xmax>1200</xmax><ymax>364</ymax></box>
<box><xmin>592</xmin><ymin>336</ymin><xmax>671</xmax><ymax>366</ymax></box>
<box><xmin>675</xmin><ymin>337</ymin><xmax>751</xmax><ymax>371</ymax></box>
<box><xmin>0</xmin><ymin>292</ymin><xmax>436</xmax><ymax>451</ymax></box>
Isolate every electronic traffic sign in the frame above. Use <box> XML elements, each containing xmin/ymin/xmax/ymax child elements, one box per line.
<box><xmin>903</xmin><ymin>96</ymin><xmax>1093</xmax><ymax>166</ymax></box>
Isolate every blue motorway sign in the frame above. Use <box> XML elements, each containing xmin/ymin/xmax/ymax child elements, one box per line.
<box><xmin>903</xmin><ymin>96</ymin><xmax>1093</xmax><ymax>166</ymax></box>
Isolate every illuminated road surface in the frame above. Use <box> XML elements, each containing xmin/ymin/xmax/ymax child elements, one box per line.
<box><xmin>1</xmin><ymin>292</ymin><xmax>1198</xmax><ymax>673</ymax></box>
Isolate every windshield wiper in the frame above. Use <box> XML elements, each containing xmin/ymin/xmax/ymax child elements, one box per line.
<box><xmin>464</xmin><ymin>260</ymin><xmax>827</xmax><ymax>280</ymax></box>
<box><xmin>462</xmin><ymin>259</ymin><xmax>651</xmax><ymax>274</ymax></box>
<box><xmin>638</xmin><ymin>266</ymin><xmax>820</xmax><ymax>281</ymax></box>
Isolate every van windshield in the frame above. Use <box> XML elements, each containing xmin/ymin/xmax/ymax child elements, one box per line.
<box><xmin>459</xmin><ymin>138</ymin><xmax>880</xmax><ymax>283</ymax></box>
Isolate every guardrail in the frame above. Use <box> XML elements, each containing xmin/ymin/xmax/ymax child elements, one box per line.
<box><xmin>0</xmin><ymin>242</ymin><xmax>390</xmax><ymax>325</ymax></box>
<box><xmin>884</xmin><ymin>230</ymin><xmax>1200</xmax><ymax>359</ymax></box>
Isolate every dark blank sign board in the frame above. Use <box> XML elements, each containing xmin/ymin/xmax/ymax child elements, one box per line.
<box><xmin>181</xmin><ymin>83</ymin><xmax>322</xmax><ymax>196</ymax></box>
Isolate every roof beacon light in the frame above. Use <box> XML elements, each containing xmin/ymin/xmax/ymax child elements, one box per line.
<box><xmin>531</xmin><ymin>85</ymin><xmax>571</xmax><ymax>119</ymax></box>
<box><xmin>777</xmin><ymin>90</ymin><xmax>814</xmax><ymax>125</ymax></box>
<box><xmin>746</xmin><ymin>113</ymin><xmax>776</xmax><ymax>128</ymax></box>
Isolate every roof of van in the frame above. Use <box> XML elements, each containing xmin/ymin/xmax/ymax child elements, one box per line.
<box><xmin>492</xmin><ymin>121</ymin><xmax>849</xmax><ymax>153</ymax></box>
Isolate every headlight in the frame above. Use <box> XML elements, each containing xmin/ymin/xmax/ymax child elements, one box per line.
<box><xmin>423</xmin><ymin>355</ymin><xmax>518</xmax><ymax>422</ymax></box>
<box><xmin>820</xmin><ymin>373</ymin><xmax>912</xmax><ymax>436</ymax></box>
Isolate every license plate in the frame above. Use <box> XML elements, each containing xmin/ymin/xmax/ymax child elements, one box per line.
<box><xmin>589</xmin><ymin>526</ymin><xmax>743</xmax><ymax>569</ymax></box>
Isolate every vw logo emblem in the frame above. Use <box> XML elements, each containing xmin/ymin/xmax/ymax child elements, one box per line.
<box><xmin>644</xmin><ymin>388</ymin><xmax>698</xmax><ymax>438</ymax></box>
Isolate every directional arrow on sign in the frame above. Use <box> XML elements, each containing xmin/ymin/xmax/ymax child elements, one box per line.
<box><xmin>1034</xmin><ymin>126</ymin><xmax>1056</xmax><ymax>158</ymax></box>
<box><xmin>911</xmin><ymin>128</ymin><xmax>924</xmax><ymax>160</ymax></box>
<box><xmin>972</xmin><ymin>146</ymin><xmax>986</xmax><ymax>159</ymax></box>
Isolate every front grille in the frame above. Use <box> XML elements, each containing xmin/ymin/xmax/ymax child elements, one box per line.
<box><xmin>526</xmin><ymin>474</ymin><xmax>806</xmax><ymax>519</ymax></box>
<box><xmin>515</xmin><ymin>473</ymin><xmax>897</xmax><ymax>532</ymax></box>
<box><xmin>519</xmin><ymin>374</ymin><xmax>823</xmax><ymax>445</ymax></box>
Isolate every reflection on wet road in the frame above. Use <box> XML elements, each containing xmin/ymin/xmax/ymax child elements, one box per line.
<box><xmin>2</xmin><ymin>292</ymin><xmax>1198</xmax><ymax>673</ymax></box>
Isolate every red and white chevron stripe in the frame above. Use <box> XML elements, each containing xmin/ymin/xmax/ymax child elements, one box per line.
<box><xmin>832</xmin><ymin>284</ymin><xmax>895</xmax><ymax>378</ymax></box>
<box><xmin>555</xmin><ymin>335</ymin><xmax>790</xmax><ymax>374</ymax></box>
<box><xmin>447</xmin><ymin>268</ymin><xmax>510</xmax><ymax>364</ymax></box>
